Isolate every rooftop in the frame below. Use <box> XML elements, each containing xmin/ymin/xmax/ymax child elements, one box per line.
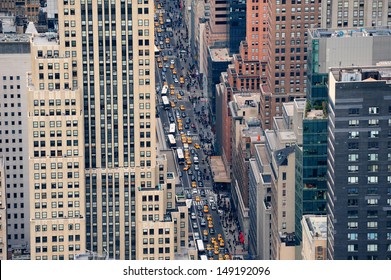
<box><xmin>304</xmin><ymin>215</ymin><xmax>327</xmax><ymax>239</ymax></box>
<box><xmin>274</xmin><ymin>146</ymin><xmax>295</xmax><ymax>167</ymax></box>
<box><xmin>241</xmin><ymin>126</ymin><xmax>263</xmax><ymax>142</ymax></box>
<box><xmin>208</xmin><ymin>47</ymin><xmax>231</xmax><ymax>62</ymax></box>
<box><xmin>210</xmin><ymin>156</ymin><xmax>230</xmax><ymax>183</ymax></box>
<box><xmin>309</xmin><ymin>26</ymin><xmax>391</xmax><ymax>39</ymax></box>
<box><xmin>331</xmin><ymin>65</ymin><xmax>391</xmax><ymax>83</ymax></box>
<box><xmin>0</xmin><ymin>33</ymin><xmax>31</xmax><ymax>42</ymax></box>
<box><xmin>31</xmin><ymin>33</ymin><xmax>58</xmax><ymax>46</ymax></box>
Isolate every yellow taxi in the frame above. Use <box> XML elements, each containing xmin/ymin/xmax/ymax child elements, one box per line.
<box><xmin>170</xmin><ymin>84</ymin><xmax>175</xmax><ymax>90</ymax></box>
<box><xmin>214</xmin><ymin>246</ymin><xmax>219</xmax><ymax>255</ymax></box>
<box><xmin>158</xmin><ymin>63</ymin><xmax>163</xmax><ymax>68</ymax></box>
<box><xmin>180</xmin><ymin>76</ymin><xmax>185</xmax><ymax>84</ymax></box>
<box><xmin>218</xmin><ymin>254</ymin><xmax>224</xmax><ymax>260</ymax></box>
<box><xmin>163</xmin><ymin>56</ymin><xmax>168</xmax><ymax>62</ymax></box>
<box><xmin>181</xmin><ymin>136</ymin><xmax>187</xmax><ymax>143</ymax></box>
<box><xmin>220</xmin><ymin>239</ymin><xmax>225</xmax><ymax>247</ymax></box>
<box><xmin>157</xmin><ymin>56</ymin><xmax>162</xmax><ymax>63</ymax></box>
<box><xmin>170</xmin><ymin>101</ymin><xmax>175</xmax><ymax>108</ymax></box>
<box><xmin>191</xmin><ymin>181</ymin><xmax>197</xmax><ymax>188</ymax></box>
<box><xmin>186</xmin><ymin>159</ymin><xmax>192</xmax><ymax>165</ymax></box>
<box><xmin>217</xmin><ymin>234</ymin><xmax>223</xmax><ymax>241</ymax></box>
<box><xmin>185</xmin><ymin>152</ymin><xmax>190</xmax><ymax>160</ymax></box>
<box><xmin>206</xmin><ymin>244</ymin><xmax>212</xmax><ymax>251</ymax></box>
<box><xmin>172</xmin><ymin>68</ymin><xmax>177</xmax><ymax>75</ymax></box>
<box><xmin>187</xmin><ymin>137</ymin><xmax>192</xmax><ymax>144</ymax></box>
<box><xmin>180</xmin><ymin>105</ymin><xmax>185</xmax><ymax>111</ymax></box>
<box><xmin>170</xmin><ymin>63</ymin><xmax>174</xmax><ymax>69</ymax></box>
<box><xmin>159</xmin><ymin>19</ymin><xmax>164</xmax><ymax>25</ymax></box>
<box><xmin>203</xmin><ymin>205</ymin><xmax>209</xmax><ymax>213</ymax></box>
<box><xmin>195</xmin><ymin>196</ymin><xmax>200</xmax><ymax>202</ymax></box>
<box><xmin>208</xmin><ymin>221</ymin><xmax>214</xmax><ymax>228</ymax></box>
<box><xmin>157</xmin><ymin>28</ymin><xmax>162</xmax><ymax>33</ymax></box>
<box><xmin>170</xmin><ymin>89</ymin><xmax>175</xmax><ymax>95</ymax></box>
<box><xmin>178</xmin><ymin>124</ymin><xmax>183</xmax><ymax>131</ymax></box>
<box><xmin>194</xmin><ymin>143</ymin><xmax>200</xmax><ymax>149</ymax></box>
<box><xmin>211</xmin><ymin>237</ymin><xmax>217</xmax><ymax>245</ymax></box>
<box><xmin>177</xmin><ymin>93</ymin><xmax>182</xmax><ymax>100</ymax></box>
<box><xmin>183</xmin><ymin>165</ymin><xmax>190</xmax><ymax>171</ymax></box>
<box><xmin>203</xmin><ymin>229</ymin><xmax>209</xmax><ymax>236</ymax></box>
<box><xmin>224</xmin><ymin>254</ymin><xmax>230</xmax><ymax>260</ymax></box>
<box><xmin>206</xmin><ymin>214</ymin><xmax>212</xmax><ymax>221</ymax></box>
<box><xmin>163</xmin><ymin>81</ymin><xmax>168</xmax><ymax>86</ymax></box>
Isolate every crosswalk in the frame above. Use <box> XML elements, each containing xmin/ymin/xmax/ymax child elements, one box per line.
<box><xmin>175</xmin><ymin>135</ymin><xmax>200</xmax><ymax>141</ymax></box>
<box><xmin>191</xmin><ymin>190</ymin><xmax>215</xmax><ymax>206</ymax></box>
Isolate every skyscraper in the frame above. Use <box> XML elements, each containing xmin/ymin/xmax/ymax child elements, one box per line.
<box><xmin>327</xmin><ymin>65</ymin><xmax>391</xmax><ymax>260</ymax></box>
<box><xmin>321</xmin><ymin>0</ymin><xmax>391</xmax><ymax>28</ymax></box>
<box><xmin>0</xmin><ymin>35</ymin><xmax>31</xmax><ymax>255</ymax></box>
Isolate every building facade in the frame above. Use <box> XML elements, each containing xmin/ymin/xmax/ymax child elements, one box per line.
<box><xmin>327</xmin><ymin>66</ymin><xmax>391</xmax><ymax>260</ymax></box>
<box><xmin>301</xmin><ymin>215</ymin><xmax>327</xmax><ymax>260</ymax></box>
<box><xmin>0</xmin><ymin>157</ymin><xmax>7</xmax><ymax>260</ymax></box>
<box><xmin>321</xmin><ymin>0</ymin><xmax>391</xmax><ymax>28</ymax></box>
<box><xmin>0</xmin><ymin>36</ymin><xmax>31</xmax><ymax>255</ymax></box>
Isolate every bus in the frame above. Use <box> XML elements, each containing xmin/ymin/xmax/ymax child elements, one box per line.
<box><xmin>196</xmin><ymin>239</ymin><xmax>205</xmax><ymax>253</ymax></box>
<box><xmin>161</xmin><ymin>85</ymin><xmax>168</xmax><ymax>96</ymax></box>
<box><xmin>176</xmin><ymin>148</ymin><xmax>185</xmax><ymax>165</ymax></box>
<box><xmin>154</xmin><ymin>45</ymin><xmax>160</xmax><ymax>57</ymax></box>
<box><xmin>167</xmin><ymin>134</ymin><xmax>177</xmax><ymax>149</ymax></box>
<box><xmin>162</xmin><ymin>95</ymin><xmax>170</xmax><ymax>110</ymax></box>
<box><xmin>169</xmin><ymin>123</ymin><xmax>176</xmax><ymax>134</ymax></box>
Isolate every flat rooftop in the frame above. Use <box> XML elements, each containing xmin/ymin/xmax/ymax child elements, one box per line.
<box><xmin>331</xmin><ymin>66</ymin><xmax>391</xmax><ymax>82</ymax></box>
<box><xmin>31</xmin><ymin>33</ymin><xmax>58</xmax><ymax>46</ymax></box>
<box><xmin>242</xmin><ymin>126</ymin><xmax>263</xmax><ymax>142</ymax></box>
<box><xmin>209</xmin><ymin>47</ymin><xmax>231</xmax><ymax>62</ymax></box>
<box><xmin>309</xmin><ymin>26</ymin><xmax>391</xmax><ymax>39</ymax></box>
<box><xmin>233</xmin><ymin>92</ymin><xmax>259</xmax><ymax>109</ymax></box>
<box><xmin>210</xmin><ymin>156</ymin><xmax>230</xmax><ymax>183</ymax></box>
<box><xmin>0</xmin><ymin>34</ymin><xmax>31</xmax><ymax>42</ymax></box>
<box><xmin>304</xmin><ymin>215</ymin><xmax>327</xmax><ymax>239</ymax></box>
<box><xmin>306</xmin><ymin>109</ymin><xmax>325</xmax><ymax>120</ymax></box>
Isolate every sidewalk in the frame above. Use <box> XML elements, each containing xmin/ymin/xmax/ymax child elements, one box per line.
<box><xmin>218</xmin><ymin>195</ymin><xmax>248</xmax><ymax>259</ymax></box>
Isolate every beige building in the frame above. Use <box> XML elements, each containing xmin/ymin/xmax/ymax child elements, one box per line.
<box><xmin>27</xmin><ymin>33</ymin><xmax>86</xmax><ymax>260</ymax></box>
<box><xmin>301</xmin><ymin>215</ymin><xmax>327</xmax><ymax>260</ymax></box>
<box><xmin>259</xmin><ymin>99</ymin><xmax>305</xmax><ymax>260</ymax></box>
<box><xmin>322</xmin><ymin>0</ymin><xmax>391</xmax><ymax>28</ymax></box>
<box><xmin>0</xmin><ymin>157</ymin><xmax>7</xmax><ymax>260</ymax></box>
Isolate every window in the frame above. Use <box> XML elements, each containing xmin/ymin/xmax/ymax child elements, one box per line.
<box><xmin>369</xmin><ymin>107</ymin><xmax>379</xmax><ymax>114</ymax></box>
<box><xmin>348</xmin><ymin>233</ymin><xmax>358</xmax><ymax>241</ymax></box>
<box><xmin>367</xmin><ymin>244</ymin><xmax>378</xmax><ymax>252</ymax></box>
<box><xmin>348</xmin><ymin>244</ymin><xmax>358</xmax><ymax>252</ymax></box>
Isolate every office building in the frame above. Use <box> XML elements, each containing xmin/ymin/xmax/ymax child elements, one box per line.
<box><xmin>0</xmin><ymin>34</ymin><xmax>31</xmax><ymax>255</ymax></box>
<box><xmin>0</xmin><ymin>0</ymin><xmax>41</xmax><ymax>23</ymax></box>
<box><xmin>327</xmin><ymin>66</ymin><xmax>391</xmax><ymax>260</ymax></box>
<box><xmin>301</xmin><ymin>215</ymin><xmax>327</xmax><ymax>260</ymax></box>
<box><xmin>295</xmin><ymin>26</ymin><xmax>391</xmax><ymax>248</ymax></box>
<box><xmin>321</xmin><ymin>0</ymin><xmax>391</xmax><ymax>29</ymax></box>
<box><xmin>0</xmin><ymin>157</ymin><xmax>7</xmax><ymax>260</ymax></box>
<box><xmin>259</xmin><ymin>0</ymin><xmax>322</xmax><ymax>130</ymax></box>
<box><xmin>27</xmin><ymin>31</ymin><xmax>86</xmax><ymax>260</ymax></box>
<box><xmin>228</xmin><ymin>0</ymin><xmax>246</xmax><ymax>55</ymax></box>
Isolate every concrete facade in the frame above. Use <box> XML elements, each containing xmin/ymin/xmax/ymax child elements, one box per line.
<box><xmin>0</xmin><ymin>36</ymin><xmax>31</xmax><ymax>255</ymax></box>
<box><xmin>0</xmin><ymin>157</ymin><xmax>7</xmax><ymax>260</ymax></box>
<box><xmin>301</xmin><ymin>215</ymin><xmax>327</xmax><ymax>260</ymax></box>
<box><xmin>322</xmin><ymin>0</ymin><xmax>391</xmax><ymax>28</ymax></box>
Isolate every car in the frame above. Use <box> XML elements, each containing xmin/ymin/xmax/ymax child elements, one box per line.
<box><xmin>209</xmin><ymin>197</ymin><xmax>215</xmax><ymax>204</ymax></box>
<box><xmin>208</xmin><ymin>222</ymin><xmax>213</xmax><ymax>228</ymax></box>
<box><xmin>169</xmin><ymin>117</ymin><xmax>175</xmax><ymax>123</ymax></box>
<box><xmin>197</xmin><ymin>176</ymin><xmax>202</xmax><ymax>182</ymax></box>
<box><xmin>158</xmin><ymin>63</ymin><xmax>163</xmax><ymax>68</ymax></box>
<box><xmin>198</xmin><ymin>211</ymin><xmax>204</xmax><ymax>218</ymax></box>
<box><xmin>186</xmin><ymin>130</ymin><xmax>191</xmax><ymax>136</ymax></box>
<box><xmin>194</xmin><ymin>143</ymin><xmax>200</xmax><ymax>149</ymax></box>
<box><xmin>184</xmin><ymin>124</ymin><xmax>190</xmax><ymax>129</ymax></box>
<box><xmin>218</xmin><ymin>254</ymin><xmax>224</xmax><ymax>260</ymax></box>
<box><xmin>174</xmin><ymin>78</ymin><xmax>179</xmax><ymax>83</ymax></box>
<box><xmin>207</xmin><ymin>250</ymin><xmax>214</xmax><ymax>258</ymax></box>
<box><xmin>200</xmin><ymin>190</ymin><xmax>205</xmax><ymax>197</ymax></box>
<box><xmin>183</xmin><ymin>165</ymin><xmax>190</xmax><ymax>171</ymax></box>
<box><xmin>162</xmin><ymin>67</ymin><xmax>167</xmax><ymax>72</ymax></box>
<box><xmin>206</xmin><ymin>214</ymin><xmax>212</xmax><ymax>221</ymax></box>
<box><xmin>170</xmin><ymin>59</ymin><xmax>175</xmax><ymax>64</ymax></box>
<box><xmin>177</xmin><ymin>93</ymin><xmax>182</xmax><ymax>100</ymax></box>
<box><xmin>179</xmin><ymin>90</ymin><xmax>184</xmax><ymax>96</ymax></box>
<box><xmin>211</xmin><ymin>237</ymin><xmax>217</xmax><ymax>245</ymax></box>
<box><xmin>192</xmin><ymin>189</ymin><xmax>198</xmax><ymax>195</ymax></box>
<box><xmin>180</xmin><ymin>105</ymin><xmax>185</xmax><ymax>111</ymax></box>
<box><xmin>206</xmin><ymin>244</ymin><xmax>212</xmax><ymax>251</ymax></box>
<box><xmin>198</xmin><ymin>181</ymin><xmax>204</xmax><ymax>187</ymax></box>
<box><xmin>202</xmin><ymin>234</ymin><xmax>208</xmax><ymax>242</ymax></box>
<box><xmin>203</xmin><ymin>229</ymin><xmax>209</xmax><ymax>236</ymax></box>
<box><xmin>203</xmin><ymin>205</ymin><xmax>209</xmax><ymax>213</ymax></box>
<box><xmin>195</xmin><ymin>196</ymin><xmax>200</xmax><ymax>202</ymax></box>
<box><xmin>186</xmin><ymin>193</ymin><xmax>192</xmax><ymax>199</ymax></box>
<box><xmin>192</xmin><ymin>222</ymin><xmax>198</xmax><ymax>229</ymax></box>
<box><xmin>191</xmin><ymin>175</ymin><xmax>196</xmax><ymax>181</ymax></box>
<box><xmin>200</xmin><ymin>218</ymin><xmax>206</xmax><ymax>227</ymax></box>
<box><xmin>191</xmin><ymin>181</ymin><xmax>197</xmax><ymax>188</ymax></box>
<box><xmin>194</xmin><ymin>165</ymin><xmax>200</xmax><ymax>171</ymax></box>
<box><xmin>169</xmin><ymin>31</ymin><xmax>173</xmax><ymax>37</ymax></box>
<box><xmin>217</xmin><ymin>234</ymin><xmax>223</xmax><ymax>241</ymax></box>
<box><xmin>224</xmin><ymin>254</ymin><xmax>231</xmax><ymax>260</ymax></box>
<box><xmin>214</xmin><ymin>246</ymin><xmax>219</xmax><ymax>255</ymax></box>
<box><xmin>211</xmin><ymin>203</ymin><xmax>217</xmax><ymax>211</ymax></box>
<box><xmin>191</xmin><ymin>212</ymin><xmax>196</xmax><ymax>220</ymax></box>
<box><xmin>181</xmin><ymin>112</ymin><xmax>187</xmax><ymax>118</ymax></box>
<box><xmin>220</xmin><ymin>240</ymin><xmax>225</xmax><ymax>247</ymax></box>
<box><xmin>188</xmin><ymin>169</ymin><xmax>193</xmax><ymax>175</ymax></box>
<box><xmin>209</xmin><ymin>228</ymin><xmax>215</xmax><ymax>235</ymax></box>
